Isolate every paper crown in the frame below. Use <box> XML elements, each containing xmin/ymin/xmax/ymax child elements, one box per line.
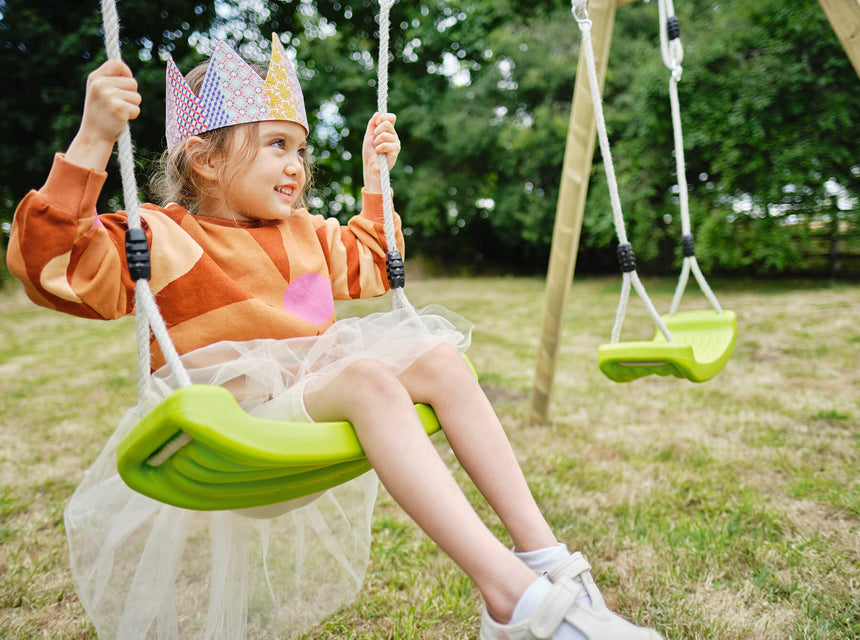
<box><xmin>165</xmin><ymin>34</ymin><xmax>309</xmax><ymax>148</ymax></box>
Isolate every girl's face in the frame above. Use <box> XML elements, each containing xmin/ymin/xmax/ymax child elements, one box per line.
<box><xmin>204</xmin><ymin>120</ymin><xmax>308</xmax><ymax>222</ymax></box>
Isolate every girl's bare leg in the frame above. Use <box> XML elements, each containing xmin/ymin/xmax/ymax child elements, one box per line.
<box><xmin>397</xmin><ymin>344</ymin><xmax>557</xmax><ymax>552</ymax></box>
<box><xmin>304</xmin><ymin>359</ymin><xmax>536</xmax><ymax>623</ymax></box>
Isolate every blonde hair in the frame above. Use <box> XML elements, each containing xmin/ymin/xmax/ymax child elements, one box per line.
<box><xmin>150</xmin><ymin>61</ymin><xmax>313</xmax><ymax>213</ymax></box>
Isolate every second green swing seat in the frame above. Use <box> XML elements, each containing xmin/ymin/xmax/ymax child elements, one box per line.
<box><xmin>117</xmin><ymin>385</ymin><xmax>442</xmax><ymax>511</ymax></box>
<box><xmin>597</xmin><ymin>308</ymin><xmax>737</xmax><ymax>383</ymax></box>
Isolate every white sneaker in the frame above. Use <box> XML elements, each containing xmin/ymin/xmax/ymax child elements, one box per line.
<box><xmin>480</xmin><ymin>554</ymin><xmax>665</xmax><ymax>639</ymax></box>
<box><xmin>545</xmin><ymin>552</ymin><xmax>607</xmax><ymax>607</ymax></box>
<box><xmin>479</xmin><ymin>576</ymin><xmax>663</xmax><ymax>639</ymax></box>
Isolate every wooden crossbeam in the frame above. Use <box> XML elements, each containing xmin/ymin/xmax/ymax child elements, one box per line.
<box><xmin>818</xmin><ymin>0</ymin><xmax>860</xmax><ymax>77</ymax></box>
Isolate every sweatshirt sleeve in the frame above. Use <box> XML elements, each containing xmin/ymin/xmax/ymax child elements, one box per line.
<box><xmin>6</xmin><ymin>154</ymin><xmax>139</xmax><ymax>319</ymax></box>
<box><xmin>314</xmin><ymin>189</ymin><xmax>406</xmax><ymax>300</ymax></box>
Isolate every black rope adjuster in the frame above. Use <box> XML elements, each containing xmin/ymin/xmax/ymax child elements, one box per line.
<box><xmin>681</xmin><ymin>233</ymin><xmax>696</xmax><ymax>258</ymax></box>
<box><xmin>666</xmin><ymin>16</ymin><xmax>681</xmax><ymax>40</ymax></box>
<box><xmin>616</xmin><ymin>243</ymin><xmax>637</xmax><ymax>273</ymax></box>
<box><xmin>386</xmin><ymin>250</ymin><xmax>405</xmax><ymax>289</ymax></box>
<box><xmin>125</xmin><ymin>228</ymin><xmax>151</xmax><ymax>281</ymax></box>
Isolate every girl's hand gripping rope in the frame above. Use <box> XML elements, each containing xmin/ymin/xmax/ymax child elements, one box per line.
<box><xmin>362</xmin><ymin>112</ymin><xmax>400</xmax><ymax>194</ymax></box>
<box><xmin>66</xmin><ymin>60</ymin><xmax>142</xmax><ymax>172</ymax></box>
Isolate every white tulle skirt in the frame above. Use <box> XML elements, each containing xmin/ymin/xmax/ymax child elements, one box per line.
<box><xmin>64</xmin><ymin>305</ymin><xmax>472</xmax><ymax>639</ymax></box>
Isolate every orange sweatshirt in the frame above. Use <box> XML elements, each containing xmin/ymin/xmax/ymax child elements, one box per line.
<box><xmin>7</xmin><ymin>154</ymin><xmax>404</xmax><ymax>369</ymax></box>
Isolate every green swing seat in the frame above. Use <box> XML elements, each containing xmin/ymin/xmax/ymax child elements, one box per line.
<box><xmin>597</xmin><ymin>309</ymin><xmax>737</xmax><ymax>383</ymax></box>
<box><xmin>117</xmin><ymin>384</ymin><xmax>442</xmax><ymax>511</ymax></box>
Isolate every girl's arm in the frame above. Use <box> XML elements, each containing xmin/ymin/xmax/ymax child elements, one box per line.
<box><xmin>6</xmin><ymin>61</ymin><xmax>142</xmax><ymax>319</ymax></box>
<box><xmin>307</xmin><ymin>113</ymin><xmax>404</xmax><ymax>300</ymax></box>
<box><xmin>313</xmin><ymin>189</ymin><xmax>405</xmax><ymax>301</ymax></box>
<box><xmin>6</xmin><ymin>155</ymin><xmax>141</xmax><ymax>320</ymax></box>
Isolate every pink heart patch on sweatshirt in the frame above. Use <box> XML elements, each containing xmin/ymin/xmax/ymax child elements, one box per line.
<box><xmin>282</xmin><ymin>272</ymin><xmax>334</xmax><ymax>325</ymax></box>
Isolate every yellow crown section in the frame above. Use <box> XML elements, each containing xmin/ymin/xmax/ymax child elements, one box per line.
<box><xmin>265</xmin><ymin>34</ymin><xmax>305</xmax><ymax>128</ymax></box>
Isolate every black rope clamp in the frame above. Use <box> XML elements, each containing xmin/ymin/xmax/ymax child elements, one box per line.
<box><xmin>667</xmin><ymin>16</ymin><xmax>681</xmax><ymax>40</ymax></box>
<box><xmin>386</xmin><ymin>250</ymin><xmax>405</xmax><ymax>289</ymax></box>
<box><xmin>681</xmin><ymin>233</ymin><xmax>696</xmax><ymax>258</ymax></box>
<box><xmin>617</xmin><ymin>243</ymin><xmax>637</xmax><ymax>273</ymax></box>
<box><xmin>125</xmin><ymin>228</ymin><xmax>151</xmax><ymax>281</ymax></box>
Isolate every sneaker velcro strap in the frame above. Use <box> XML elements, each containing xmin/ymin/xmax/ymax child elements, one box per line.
<box><xmin>546</xmin><ymin>551</ymin><xmax>592</xmax><ymax>583</ymax></box>
<box><xmin>527</xmin><ymin>577</ymin><xmax>582</xmax><ymax>639</ymax></box>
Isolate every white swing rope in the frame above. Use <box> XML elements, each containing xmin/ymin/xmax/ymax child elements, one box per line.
<box><xmin>658</xmin><ymin>0</ymin><xmax>723</xmax><ymax>317</ymax></box>
<box><xmin>572</xmin><ymin>1</ymin><xmax>672</xmax><ymax>344</ymax></box>
<box><xmin>377</xmin><ymin>0</ymin><xmax>415</xmax><ymax>313</ymax></box>
<box><xmin>100</xmin><ymin>0</ymin><xmax>192</xmax><ymax>412</ymax></box>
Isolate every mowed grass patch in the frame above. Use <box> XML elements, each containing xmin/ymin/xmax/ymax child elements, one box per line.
<box><xmin>1</xmin><ymin>287</ymin><xmax>137</xmax><ymax>638</ymax></box>
<box><xmin>1</xmin><ymin>277</ymin><xmax>857</xmax><ymax>639</ymax></box>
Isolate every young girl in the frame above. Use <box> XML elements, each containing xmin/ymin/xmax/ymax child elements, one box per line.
<box><xmin>7</xmin><ymin>36</ymin><xmax>663</xmax><ymax>640</ymax></box>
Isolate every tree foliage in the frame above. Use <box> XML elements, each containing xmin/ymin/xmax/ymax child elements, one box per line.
<box><xmin>0</xmin><ymin>0</ymin><xmax>221</xmax><ymax>216</ymax></box>
<box><xmin>2</xmin><ymin>0</ymin><xmax>857</xmax><ymax>277</ymax></box>
<box><xmin>585</xmin><ymin>0</ymin><xmax>860</xmax><ymax>275</ymax></box>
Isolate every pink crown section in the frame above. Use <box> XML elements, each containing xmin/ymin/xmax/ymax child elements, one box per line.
<box><xmin>165</xmin><ymin>34</ymin><xmax>309</xmax><ymax>148</ymax></box>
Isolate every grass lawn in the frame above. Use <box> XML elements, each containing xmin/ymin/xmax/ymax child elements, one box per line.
<box><xmin>1</xmin><ymin>276</ymin><xmax>857</xmax><ymax>639</ymax></box>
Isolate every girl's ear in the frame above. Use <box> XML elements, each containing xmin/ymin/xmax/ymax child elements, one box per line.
<box><xmin>185</xmin><ymin>136</ymin><xmax>220</xmax><ymax>181</ymax></box>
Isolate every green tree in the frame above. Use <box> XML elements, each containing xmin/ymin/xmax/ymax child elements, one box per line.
<box><xmin>261</xmin><ymin>0</ymin><xmax>582</xmax><ymax>271</ymax></box>
<box><xmin>273</xmin><ymin>0</ymin><xmax>859</xmax><ymax>275</ymax></box>
<box><xmin>591</xmin><ymin>0</ymin><xmax>860</xmax><ymax>276</ymax></box>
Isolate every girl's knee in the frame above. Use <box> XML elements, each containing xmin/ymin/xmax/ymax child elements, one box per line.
<box><xmin>415</xmin><ymin>344</ymin><xmax>470</xmax><ymax>380</ymax></box>
<box><xmin>432</xmin><ymin>343</ymin><xmax>464</xmax><ymax>365</ymax></box>
<box><xmin>308</xmin><ymin>358</ymin><xmax>407</xmax><ymax>423</ymax></box>
<box><xmin>339</xmin><ymin>358</ymin><xmax>403</xmax><ymax>401</ymax></box>
<box><xmin>401</xmin><ymin>344</ymin><xmax>474</xmax><ymax>404</ymax></box>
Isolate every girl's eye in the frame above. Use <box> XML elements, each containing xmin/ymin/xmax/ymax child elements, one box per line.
<box><xmin>298</xmin><ymin>147</ymin><xmax>308</xmax><ymax>158</ymax></box>
<box><xmin>269</xmin><ymin>139</ymin><xmax>285</xmax><ymax>149</ymax></box>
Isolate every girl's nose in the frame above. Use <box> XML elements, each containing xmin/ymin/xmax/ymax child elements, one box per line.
<box><xmin>285</xmin><ymin>156</ymin><xmax>301</xmax><ymax>176</ymax></box>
